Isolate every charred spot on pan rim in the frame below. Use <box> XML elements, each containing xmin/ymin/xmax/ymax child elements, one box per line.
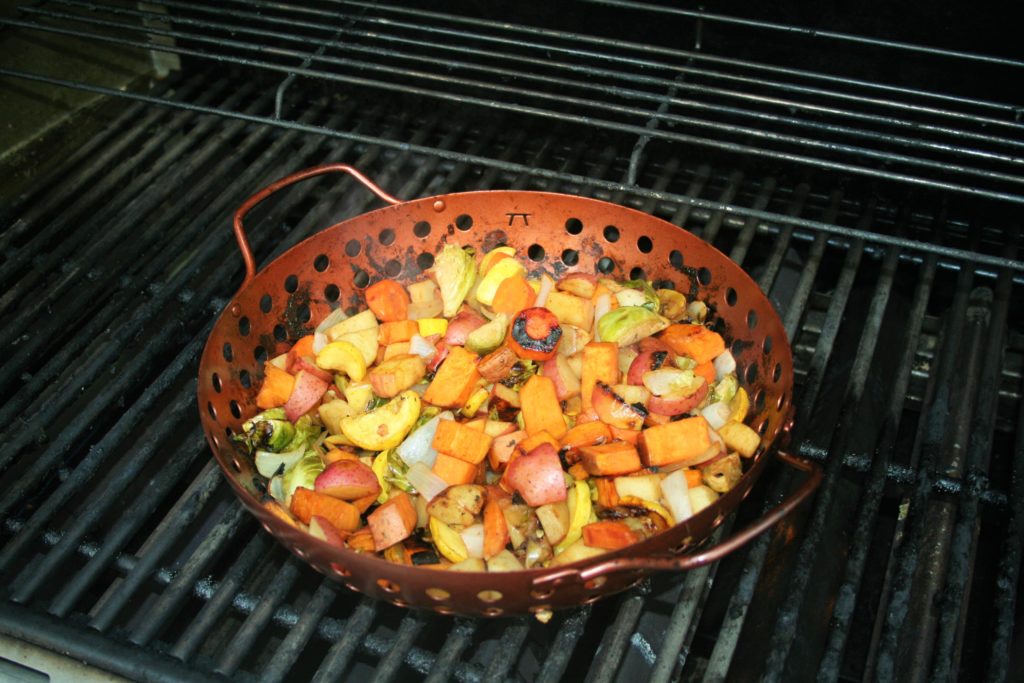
<box><xmin>283</xmin><ymin>283</ymin><xmax>314</xmax><ymax>338</ymax></box>
<box><xmin>481</xmin><ymin>229</ymin><xmax>508</xmax><ymax>253</ymax></box>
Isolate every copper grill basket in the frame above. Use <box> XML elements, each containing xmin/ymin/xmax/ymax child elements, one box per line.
<box><xmin>197</xmin><ymin>165</ymin><xmax>822</xmax><ymax>617</ymax></box>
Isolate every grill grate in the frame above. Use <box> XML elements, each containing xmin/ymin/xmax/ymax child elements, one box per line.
<box><xmin>0</xmin><ymin>1</ymin><xmax>1022</xmax><ymax>681</ymax></box>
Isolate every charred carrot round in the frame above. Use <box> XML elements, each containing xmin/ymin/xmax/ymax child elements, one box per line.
<box><xmin>508</xmin><ymin>307</ymin><xmax>561</xmax><ymax>360</ymax></box>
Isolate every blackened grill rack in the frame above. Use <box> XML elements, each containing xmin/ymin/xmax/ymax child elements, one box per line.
<box><xmin>0</xmin><ymin>1</ymin><xmax>1021</xmax><ymax>681</ymax></box>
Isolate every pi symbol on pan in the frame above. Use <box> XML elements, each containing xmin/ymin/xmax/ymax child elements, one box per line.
<box><xmin>506</xmin><ymin>212</ymin><xmax>531</xmax><ymax>226</ymax></box>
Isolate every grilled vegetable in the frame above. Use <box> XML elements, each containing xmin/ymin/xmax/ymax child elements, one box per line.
<box><xmin>238</xmin><ymin>247</ymin><xmax>760</xmax><ymax>572</ymax></box>
<box><xmin>340</xmin><ymin>390</ymin><xmax>421</xmax><ymax>450</ymax></box>
<box><xmin>508</xmin><ymin>307</ymin><xmax>562</xmax><ymax>361</ymax></box>
<box><xmin>431</xmin><ymin>244</ymin><xmax>478</xmax><ymax>317</ymax></box>
<box><xmin>596</xmin><ymin>306</ymin><xmax>669</xmax><ymax>346</ymax></box>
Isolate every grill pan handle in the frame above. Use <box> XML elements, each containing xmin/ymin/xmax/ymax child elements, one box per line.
<box><xmin>536</xmin><ymin>450</ymin><xmax>822</xmax><ymax>586</ymax></box>
<box><xmin>232</xmin><ymin>164</ymin><xmax>401</xmax><ymax>287</ymax></box>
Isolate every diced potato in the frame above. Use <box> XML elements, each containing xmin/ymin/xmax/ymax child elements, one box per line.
<box><xmin>618</xmin><ymin>347</ymin><xmax>639</xmax><ymax>375</ymax></box>
<box><xmin>551</xmin><ymin>538</ymin><xmax>606</xmax><ymax>565</ymax></box>
<box><xmin>368</xmin><ymin>354</ymin><xmax>427</xmax><ymax>398</ymax></box>
<box><xmin>717</xmin><ymin>422</ymin><xmax>760</xmax><ymax>457</ymax></box>
<box><xmin>613</xmin><ymin>473</ymin><xmax>663</xmax><ymax>502</ymax></box>
<box><xmin>486</xmin><ymin>549</ymin><xmax>524</xmax><ymax>572</ymax></box>
<box><xmin>687</xmin><ymin>484</ymin><xmax>719</xmax><ymax>514</ymax></box>
<box><xmin>334</xmin><ymin>327</ymin><xmax>379</xmax><ymax>366</ymax></box>
<box><xmin>427</xmin><ymin>494</ymin><xmax>475</xmax><ymax>527</ymax></box>
<box><xmin>445</xmin><ymin>484</ymin><xmax>487</xmax><ymax>515</ymax></box>
<box><xmin>318</xmin><ymin>399</ymin><xmax>354</xmax><ymax>435</ymax></box>
<box><xmin>407</xmin><ymin>299</ymin><xmax>443</xmax><ymax>320</ymax></box>
<box><xmin>558</xmin><ymin>325</ymin><xmax>592</xmax><ymax>356</ymax></box>
<box><xmin>536</xmin><ymin>501</ymin><xmax>570</xmax><ymax>545</ymax></box>
<box><xmin>657</xmin><ymin>289</ymin><xmax>687</xmax><ymax>321</ymax></box>
<box><xmin>449</xmin><ymin>557</ymin><xmax>486</xmax><ymax>572</ymax></box>
<box><xmin>701</xmin><ymin>453</ymin><xmax>743</xmax><ymax>493</ymax></box>
<box><xmin>408</xmin><ymin>279</ymin><xmax>440</xmax><ymax>303</ymax></box>
<box><xmin>326</xmin><ymin>309</ymin><xmax>378</xmax><ymax>339</ymax></box>
<box><xmin>544</xmin><ymin>291</ymin><xmax>594</xmax><ymax>331</ymax></box>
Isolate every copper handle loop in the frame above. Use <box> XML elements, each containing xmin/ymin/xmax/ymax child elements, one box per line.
<box><xmin>232</xmin><ymin>164</ymin><xmax>401</xmax><ymax>289</ymax></box>
<box><xmin>536</xmin><ymin>450</ymin><xmax>822</xmax><ymax>586</ymax></box>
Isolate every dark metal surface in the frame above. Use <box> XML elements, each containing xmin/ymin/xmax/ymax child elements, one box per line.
<box><xmin>0</xmin><ymin>0</ymin><xmax>1021</xmax><ymax>680</ymax></box>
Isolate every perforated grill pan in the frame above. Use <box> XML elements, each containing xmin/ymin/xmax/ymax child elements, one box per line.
<box><xmin>198</xmin><ymin>165</ymin><xmax>821</xmax><ymax>617</ymax></box>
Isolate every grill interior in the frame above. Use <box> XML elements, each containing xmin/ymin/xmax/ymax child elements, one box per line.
<box><xmin>0</xmin><ymin>1</ymin><xmax>1022</xmax><ymax>681</ymax></box>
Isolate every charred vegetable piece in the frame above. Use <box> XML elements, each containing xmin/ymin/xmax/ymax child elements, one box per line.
<box><xmin>238</xmin><ymin>408</ymin><xmax>296</xmax><ymax>452</ymax></box>
<box><xmin>477</xmin><ymin>346</ymin><xmax>519</xmax><ymax>382</ymax></box>
<box><xmin>508</xmin><ymin>307</ymin><xmax>562</xmax><ymax>361</ymax></box>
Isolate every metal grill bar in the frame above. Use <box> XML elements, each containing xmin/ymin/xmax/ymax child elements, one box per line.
<box><xmin>2</xmin><ymin>68</ymin><xmax>1020</xmax><ymax>277</ymax></box>
<box><xmin>320</xmin><ymin>0</ymin><xmax>1024</xmax><ymax>116</ymax></box>
<box><xmin>310</xmin><ymin>599</ymin><xmax>378</xmax><ymax>683</ymax></box>
<box><xmin>424</xmin><ymin>619</ymin><xmax>476</xmax><ymax>683</ymax></box>
<box><xmin>764</xmin><ymin>236</ymin><xmax>903</xmax><ymax>679</ymax></box>
<box><xmin>817</xmin><ymin>254</ymin><xmax>937</xmax><ymax>677</ymax></box>
<box><xmin>169</xmin><ymin>532</ymin><xmax>273</xmax><ymax>660</ymax></box>
<box><xmin>702</xmin><ymin>216</ymin><xmax>866</xmax><ymax>680</ymax></box>
<box><xmin>215</xmin><ymin>557</ymin><xmax>301</xmax><ymax>675</ymax></box>
<box><xmin>57</xmin><ymin>0</ymin><xmax>1024</xmax><ymax>169</ymax></box>
<box><xmin>263</xmin><ymin>581</ymin><xmax>339</xmax><ymax>683</ymax></box>
<box><xmin>0</xmin><ymin>76</ymin><xmax>226</xmax><ymax>305</ymax></box>
<box><xmin>369</xmin><ymin>613</ymin><xmax>427</xmax><ymax>683</ymax></box>
<box><xmin>89</xmin><ymin>462</ymin><xmax>226</xmax><ymax>632</ymax></box>
<box><xmin>45</xmin><ymin>408</ymin><xmax>207</xmax><ymax>616</ymax></box>
<box><xmin>869</xmin><ymin>258</ymin><xmax>976</xmax><ymax>679</ymax></box>
<box><xmin>0</xmin><ymin>84</ymin><xmax>175</xmax><ymax>251</ymax></box>
<box><xmin>5</xmin><ymin>5</ymin><xmax>1024</xmax><ymax>204</ymax></box>
<box><xmin>584</xmin><ymin>0</ymin><xmax>1024</xmax><ymax>68</ymax></box>
<box><xmin>987</xmin><ymin>377</ymin><xmax>1024</xmax><ymax>680</ymax></box>
<box><xmin>931</xmin><ymin>264</ymin><xmax>1013</xmax><ymax>679</ymax></box>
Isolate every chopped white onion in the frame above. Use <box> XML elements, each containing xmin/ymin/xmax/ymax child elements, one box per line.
<box><xmin>460</xmin><ymin>523</ymin><xmax>486</xmax><ymax>559</ymax></box>
<box><xmin>312</xmin><ymin>332</ymin><xmax>328</xmax><ymax>355</ymax></box>
<box><xmin>396</xmin><ymin>411</ymin><xmax>454</xmax><ymax>467</ymax></box>
<box><xmin>268</xmin><ymin>475</ymin><xmax>287</xmax><ymax>505</ymax></box>
<box><xmin>660</xmin><ymin>469</ymin><xmax>693</xmax><ymax>525</ymax></box>
<box><xmin>713</xmin><ymin>350</ymin><xmax>736</xmax><ymax>380</ymax></box>
<box><xmin>406</xmin><ymin>462</ymin><xmax>449</xmax><ymax>501</ymax></box>
<box><xmin>592</xmin><ymin>293</ymin><xmax>612</xmax><ymax>341</ymax></box>
<box><xmin>255</xmin><ymin>446</ymin><xmax>305</xmax><ymax>478</ymax></box>
<box><xmin>315</xmin><ymin>307</ymin><xmax>348</xmax><ymax>333</ymax></box>
<box><xmin>700</xmin><ymin>402</ymin><xmax>732</xmax><ymax>430</ymax></box>
<box><xmin>708</xmin><ymin>426</ymin><xmax>726</xmax><ymax>452</ymax></box>
<box><xmin>535</xmin><ymin>274</ymin><xmax>555</xmax><ymax>308</ymax></box>
<box><xmin>408</xmin><ymin>334</ymin><xmax>437</xmax><ymax>361</ymax></box>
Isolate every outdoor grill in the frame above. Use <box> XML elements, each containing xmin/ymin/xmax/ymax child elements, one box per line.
<box><xmin>0</xmin><ymin>1</ymin><xmax>1021</xmax><ymax>681</ymax></box>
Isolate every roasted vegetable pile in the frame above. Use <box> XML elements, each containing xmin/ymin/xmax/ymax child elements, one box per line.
<box><xmin>235</xmin><ymin>245</ymin><xmax>760</xmax><ymax>571</ymax></box>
